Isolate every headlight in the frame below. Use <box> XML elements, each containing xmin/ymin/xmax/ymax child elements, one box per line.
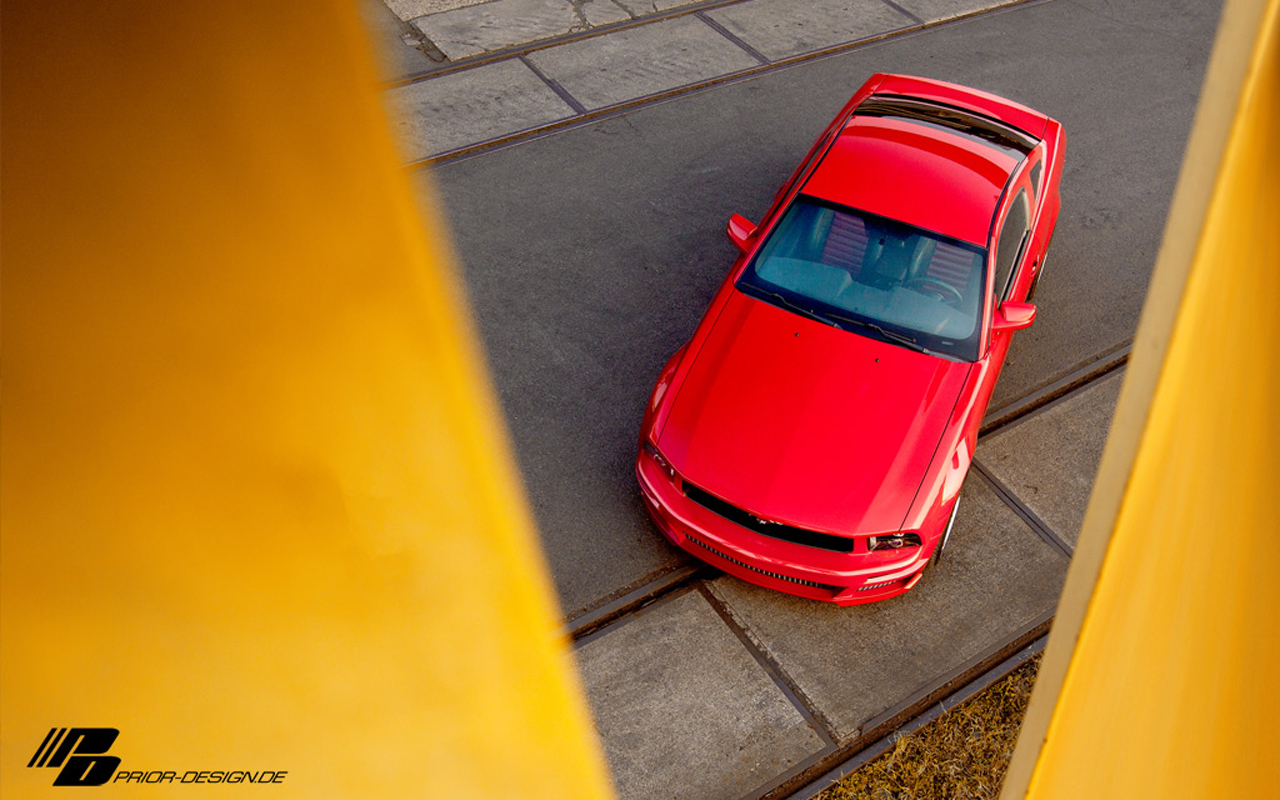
<box><xmin>866</xmin><ymin>533</ymin><xmax>922</xmax><ymax>551</ymax></box>
<box><xmin>643</xmin><ymin>441</ymin><xmax>676</xmax><ymax>481</ymax></box>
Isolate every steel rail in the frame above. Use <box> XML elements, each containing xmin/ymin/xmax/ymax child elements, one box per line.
<box><xmin>409</xmin><ymin>0</ymin><xmax>1049</xmax><ymax>171</ymax></box>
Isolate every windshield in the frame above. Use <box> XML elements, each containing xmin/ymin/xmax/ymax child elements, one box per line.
<box><xmin>736</xmin><ymin>197</ymin><xmax>988</xmax><ymax>360</ymax></box>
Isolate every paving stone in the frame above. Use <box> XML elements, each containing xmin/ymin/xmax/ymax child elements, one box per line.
<box><xmin>706</xmin><ymin>0</ymin><xmax>912</xmax><ymax>62</ymax></box>
<box><xmin>387</xmin><ymin>59</ymin><xmax>574</xmax><ymax>159</ymax></box>
<box><xmin>612</xmin><ymin>0</ymin><xmax>706</xmax><ymax>15</ymax></box>
<box><xmin>413</xmin><ymin>0</ymin><xmax>630</xmax><ymax>60</ymax></box>
<box><xmin>710</xmin><ymin>477</ymin><xmax>1067</xmax><ymax>740</ymax></box>
<box><xmin>577</xmin><ymin>588</ymin><xmax>827</xmax><ymax>800</ymax></box>
<box><xmin>385</xmin><ymin>0</ymin><xmax>493</xmax><ymax>21</ymax></box>
<box><xmin>892</xmin><ymin>0</ymin><xmax>1008</xmax><ymax>23</ymax></box>
<box><xmin>361</xmin><ymin>0</ymin><xmax>440</xmax><ymax>79</ymax></box>
<box><xmin>978</xmin><ymin>369</ymin><xmax>1125</xmax><ymax>549</ymax></box>
<box><xmin>528</xmin><ymin>16</ymin><xmax>761</xmax><ymax>110</ymax></box>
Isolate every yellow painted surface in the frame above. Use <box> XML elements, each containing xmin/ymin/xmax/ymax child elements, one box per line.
<box><xmin>1</xmin><ymin>1</ymin><xmax>613</xmax><ymax>797</ymax></box>
<box><xmin>1004</xmin><ymin>0</ymin><xmax>1279</xmax><ymax>796</ymax></box>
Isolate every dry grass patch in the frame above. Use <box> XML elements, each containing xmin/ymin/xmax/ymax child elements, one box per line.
<box><xmin>816</xmin><ymin>653</ymin><xmax>1041</xmax><ymax>800</ymax></box>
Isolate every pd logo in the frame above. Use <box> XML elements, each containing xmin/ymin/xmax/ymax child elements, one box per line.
<box><xmin>28</xmin><ymin>728</ymin><xmax>121</xmax><ymax>786</ymax></box>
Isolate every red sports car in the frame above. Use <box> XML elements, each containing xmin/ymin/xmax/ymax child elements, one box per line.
<box><xmin>636</xmin><ymin>73</ymin><xmax>1065</xmax><ymax>605</ymax></box>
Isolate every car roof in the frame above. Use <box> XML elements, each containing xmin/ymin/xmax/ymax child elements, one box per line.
<box><xmin>801</xmin><ymin>113</ymin><xmax>1020</xmax><ymax>246</ymax></box>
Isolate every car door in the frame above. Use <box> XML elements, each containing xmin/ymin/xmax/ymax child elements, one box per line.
<box><xmin>965</xmin><ymin>169</ymin><xmax>1037</xmax><ymax>427</ymax></box>
<box><xmin>988</xmin><ymin>177</ymin><xmax>1034</xmax><ymax>361</ymax></box>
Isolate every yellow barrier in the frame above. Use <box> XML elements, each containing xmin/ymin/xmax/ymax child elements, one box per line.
<box><xmin>1002</xmin><ymin>0</ymin><xmax>1279</xmax><ymax>796</ymax></box>
<box><xmin>1</xmin><ymin>1</ymin><xmax>613</xmax><ymax>797</ymax></box>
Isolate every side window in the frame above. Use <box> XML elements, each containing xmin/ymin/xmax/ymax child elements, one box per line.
<box><xmin>1029</xmin><ymin>159</ymin><xmax>1043</xmax><ymax>199</ymax></box>
<box><xmin>993</xmin><ymin>189</ymin><xmax>1030</xmax><ymax>301</ymax></box>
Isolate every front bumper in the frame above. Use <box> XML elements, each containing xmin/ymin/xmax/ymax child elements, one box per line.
<box><xmin>636</xmin><ymin>454</ymin><xmax>930</xmax><ymax>605</ymax></box>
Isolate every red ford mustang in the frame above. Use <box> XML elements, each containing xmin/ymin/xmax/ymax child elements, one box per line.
<box><xmin>636</xmin><ymin>73</ymin><xmax>1065</xmax><ymax>605</ymax></box>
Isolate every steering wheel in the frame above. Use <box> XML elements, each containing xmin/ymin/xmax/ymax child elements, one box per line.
<box><xmin>906</xmin><ymin>277</ymin><xmax>963</xmax><ymax>306</ymax></box>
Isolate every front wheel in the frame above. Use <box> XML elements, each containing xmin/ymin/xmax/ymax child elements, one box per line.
<box><xmin>929</xmin><ymin>496</ymin><xmax>961</xmax><ymax>567</ymax></box>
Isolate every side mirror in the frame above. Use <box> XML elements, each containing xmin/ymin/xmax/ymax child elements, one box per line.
<box><xmin>992</xmin><ymin>302</ymin><xmax>1036</xmax><ymax>333</ymax></box>
<box><xmin>726</xmin><ymin>214</ymin><xmax>757</xmax><ymax>253</ymax></box>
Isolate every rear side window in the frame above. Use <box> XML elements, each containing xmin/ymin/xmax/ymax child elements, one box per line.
<box><xmin>993</xmin><ymin>189</ymin><xmax>1030</xmax><ymax>300</ymax></box>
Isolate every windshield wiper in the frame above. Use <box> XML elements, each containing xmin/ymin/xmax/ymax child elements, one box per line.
<box><xmin>824</xmin><ymin>311</ymin><xmax>938</xmax><ymax>356</ymax></box>
<box><xmin>740</xmin><ymin>284</ymin><xmax>941</xmax><ymax>356</ymax></box>
<box><xmin>739</xmin><ymin>283</ymin><xmax>839</xmax><ymax>328</ymax></box>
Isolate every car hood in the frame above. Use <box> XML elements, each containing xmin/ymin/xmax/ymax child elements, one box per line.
<box><xmin>660</xmin><ymin>292</ymin><xmax>971</xmax><ymax>534</ymax></box>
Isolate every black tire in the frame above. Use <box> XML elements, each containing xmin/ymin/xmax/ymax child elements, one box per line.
<box><xmin>928</xmin><ymin>544</ymin><xmax>943</xmax><ymax>568</ymax></box>
<box><xmin>929</xmin><ymin>496</ymin><xmax>961</xmax><ymax>567</ymax></box>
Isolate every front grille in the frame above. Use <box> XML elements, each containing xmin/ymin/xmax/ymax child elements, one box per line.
<box><xmin>683</xmin><ymin>483</ymin><xmax>854</xmax><ymax>553</ymax></box>
<box><xmin>858</xmin><ymin>580</ymin><xmax>899</xmax><ymax>592</ymax></box>
<box><xmin>686</xmin><ymin>535</ymin><xmax>842</xmax><ymax>592</ymax></box>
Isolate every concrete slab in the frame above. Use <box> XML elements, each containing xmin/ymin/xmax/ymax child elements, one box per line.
<box><xmin>361</xmin><ymin>0</ymin><xmax>440</xmax><ymax>79</ymax></box>
<box><xmin>388</xmin><ymin>59</ymin><xmax>574</xmax><ymax>159</ymax></box>
<box><xmin>709</xmin><ymin>477</ymin><xmax>1067</xmax><ymax>740</ymax></box>
<box><xmin>978</xmin><ymin>370</ymin><xmax>1125</xmax><ymax>548</ymax></box>
<box><xmin>386</xmin><ymin>0</ymin><xmax>491</xmax><ymax>20</ymax></box>
<box><xmin>706</xmin><ymin>0</ymin><xmax>911</xmax><ymax>62</ymax></box>
<box><xmin>612</xmin><ymin>0</ymin><xmax>705</xmax><ymax>15</ymax></box>
<box><xmin>891</xmin><ymin>0</ymin><xmax>999</xmax><ymax>23</ymax></box>
<box><xmin>577</xmin><ymin>589</ymin><xmax>827</xmax><ymax>799</ymax></box>
<box><xmin>527</xmin><ymin>16</ymin><xmax>761</xmax><ymax>110</ymax></box>
<box><xmin>413</xmin><ymin>0</ymin><xmax>630</xmax><ymax>60</ymax></box>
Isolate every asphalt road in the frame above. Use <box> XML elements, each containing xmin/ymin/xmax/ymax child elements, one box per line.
<box><xmin>425</xmin><ymin>0</ymin><xmax>1221</xmax><ymax>618</ymax></box>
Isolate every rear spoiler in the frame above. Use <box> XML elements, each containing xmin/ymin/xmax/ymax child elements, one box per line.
<box><xmin>869</xmin><ymin>73</ymin><xmax>1052</xmax><ymax>139</ymax></box>
<box><xmin>855</xmin><ymin>95</ymin><xmax>1039</xmax><ymax>155</ymax></box>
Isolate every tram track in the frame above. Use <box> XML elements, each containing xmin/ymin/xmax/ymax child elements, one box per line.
<box><xmin>403</xmin><ymin>0</ymin><xmax>1044</xmax><ymax>170</ymax></box>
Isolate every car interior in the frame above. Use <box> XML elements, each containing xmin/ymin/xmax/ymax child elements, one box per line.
<box><xmin>752</xmin><ymin>200</ymin><xmax>984</xmax><ymax>342</ymax></box>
